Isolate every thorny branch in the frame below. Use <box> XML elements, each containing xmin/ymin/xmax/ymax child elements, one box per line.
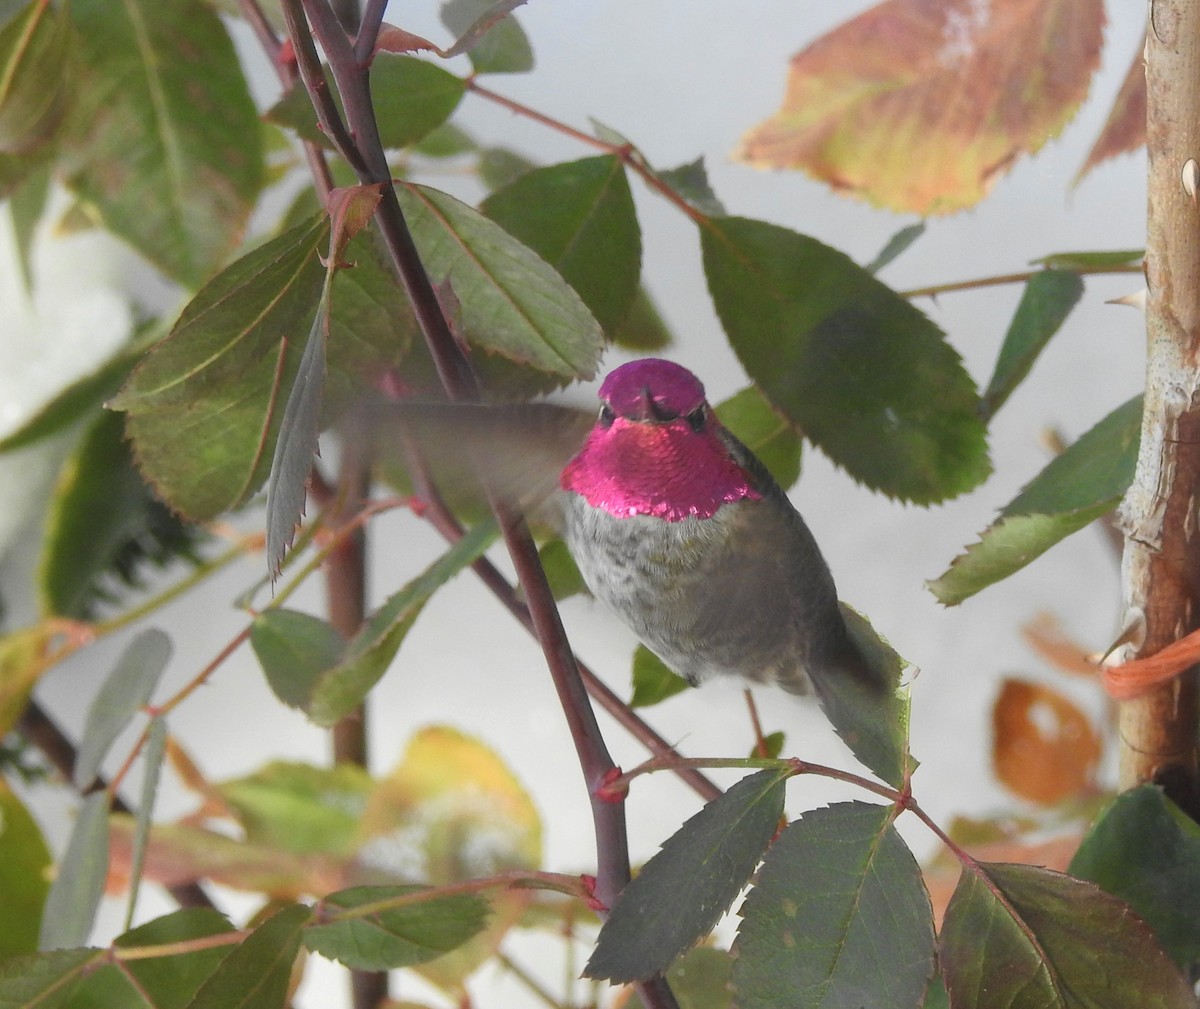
<box><xmin>277</xmin><ymin>2</ymin><xmax>681</xmax><ymax>1006</ymax></box>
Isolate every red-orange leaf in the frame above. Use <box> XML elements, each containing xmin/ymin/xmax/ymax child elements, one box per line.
<box><xmin>992</xmin><ymin>677</ymin><xmax>1101</xmax><ymax>804</ymax></box>
<box><xmin>736</xmin><ymin>0</ymin><xmax>1106</xmax><ymax>215</ymax></box>
<box><xmin>1075</xmin><ymin>35</ymin><xmax>1146</xmax><ymax>185</ymax></box>
<box><xmin>1021</xmin><ymin>612</ymin><xmax>1097</xmax><ymax>676</ymax></box>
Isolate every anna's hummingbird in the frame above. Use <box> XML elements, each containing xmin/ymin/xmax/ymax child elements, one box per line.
<box><xmin>560</xmin><ymin>357</ymin><xmax>878</xmax><ymax>698</ymax></box>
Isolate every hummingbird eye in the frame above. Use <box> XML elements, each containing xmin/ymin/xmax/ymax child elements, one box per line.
<box><xmin>598</xmin><ymin>404</ymin><xmax>616</xmax><ymax>427</ymax></box>
<box><xmin>685</xmin><ymin>406</ymin><xmax>707</xmax><ymax>433</ymax></box>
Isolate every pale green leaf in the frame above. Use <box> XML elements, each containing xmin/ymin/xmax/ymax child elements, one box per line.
<box><xmin>74</xmin><ymin>628</ymin><xmax>169</xmax><ymax>790</ymax></box>
<box><xmin>65</xmin><ymin>0</ymin><xmax>263</xmax><ymax>287</ymax></box>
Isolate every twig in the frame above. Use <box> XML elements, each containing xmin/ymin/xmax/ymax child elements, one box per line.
<box><xmin>325</xmin><ymin>449</ymin><xmax>371</xmax><ymax>768</ymax></box>
<box><xmin>464</xmin><ymin>78</ymin><xmax>1148</xmax><ymax>304</ymax></box>
<box><xmin>281</xmin><ymin>3</ymin><xmax>679</xmax><ymax>1005</ymax></box>
<box><xmin>899</xmin><ymin>264</ymin><xmax>1142</xmax><ymax>300</ymax></box>
<box><xmin>354</xmin><ymin>0</ymin><xmax>389</xmax><ymax>63</ymax></box>
<box><xmin>466</xmin><ymin>78</ymin><xmax>705</xmax><ymax>224</ymax></box>
<box><xmin>238</xmin><ymin>0</ymin><xmax>336</xmax><ymax>200</ymax></box>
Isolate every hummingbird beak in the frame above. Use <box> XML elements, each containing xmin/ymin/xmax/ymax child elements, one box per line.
<box><xmin>640</xmin><ymin>386</ymin><xmax>673</xmax><ymax>422</ymax></box>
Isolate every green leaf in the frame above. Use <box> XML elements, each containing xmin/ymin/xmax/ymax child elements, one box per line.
<box><xmin>413</xmin><ymin>122</ymin><xmax>477</xmax><ymax>158</ymax></box>
<box><xmin>656</xmin><ymin>157</ymin><xmax>727</xmax><ymax>217</ymax></box>
<box><xmin>324</xmin><ymin>228</ymin><xmax>416</xmax><ymax>407</ymax></box>
<box><xmin>701</xmin><ymin>216</ymin><xmax>989</xmax><ymax>503</ymax></box>
<box><xmin>64</xmin><ymin>0</ymin><xmax>264</xmax><ymax>287</ymax></box>
<box><xmin>865</xmin><ymin>222</ymin><xmax>926</xmax><ymax>274</ymax></box>
<box><xmin>922</xmin><ymin>974</ymin><xmax>950</xmax><ymax>1009</ymax></box>
<box><xmin>304</xmin><ymin>885</ymin><xmax>490</xmax><ymax>970</ymax></box>
<box><xmin>1032</xmin><ymin>249</ymin><xmax>1142</xmax><ymax>270</ymax></box>
<box><xmin>586</xmin><ymin>768</ymin><xmax>790</xmax><ymax>983</ymax></box>
<box><xmin>0</xmin><ymin>778</ymin><xmax>51</xmax><ymax>957</ymax></box>
<box><xmin>0</xmin><ymin>0</ymin><xmax>75</xmax><ymax>154</ymax></box>
<box><xmin>398</xmin><ymin>182</ymin><xmax>604</xmax><ymax>395</ymax></box>
<box><xmin>265</xmin><ymin>289</ymin><xmax>328</xmax><ymax>578</ymax></box>
<box><xmin>266</xmin><ymin>55</ymin><xmax>465</xmax><ymax>150</ymax></box>
<box><xmin>626</xmin><ymin>948</ymin><xmax>734</xmax><ymax>1009</ymax></box>
<box><xmin>813</xmin><ymin>605</ymin><xmax>912</xmax><ymax>787</ymax></box>
<box><xmin>612</xmin><ymin>285</ymin><xmax>673</xmax><ymax>351</ymax></box>
<box><xmin>538</xmin><ymin>537</ymin><xmax>586</xmax><ymax>601</ymax></box>
<box><xmin>1069</xmin><ymin>784</ymin><xmax>1200</xmax><ymax>970</ymax></box>
<box><xmin>115</xmin><ymin>217</ymin><xmax>412</xmax><ymax>523</ymax></box>
<box><xmin>8</xmin><ymin>161</ymin><xmax>50</xmax><ymax>293</ymax></box>
<box><xmin>0</xmin><ymin>142</ymin><xmax>53</xmax><ymax>199</ymax></box>
<box><xmin>38</xmin><ymin>792</ymin><xmax>110</xmax><ymax>950</ymax></box>
<box><xmin>39</xmin><ymin>409</ymin><xmax>198</xmax><ymax>619</ymax></box>
<box><xmin>478</xmin><ymin>146</ymin><xmax>536</xmax><ymax>190</ymax></box>
<box><xmin>0</xmin><ymin>624</ymin><xmax>54</xmax><ymax>739</ymax></box>
<box><xmin>306</xmin><ymin>521</ymin><xmax>498</xmax><ymax>726</ymax></box>
<box><xmin>251</xmin><ymin>526</ymin><xmax>499</xmax><ymax>728</ymax></box>
<box><xmin>732</xmin><ymin>802</ymin><xmax>935</xmax><ymax>1009</ymax></box>
<box><xmin>216</xmin><ymin>760</ymin><xmax>371</xmax><ymax>858</ymax></box>
<box><xmin>939</xmin><ymin>862</ymin><xmax>1194</xmax><ymax>1009</ymax></box>
<box><xmin>629</xmin><ymin>644</ymin><xmax>690</xmax><ymax>708</ymax></box>
<box><xmin>251</xmin><ymin>609</ymin><xmax>347</xmax><ymax>713</ymax></box>
<box><xmin>930</xmin><ymin>511</ymin><xmax>1113</xmax><ymax>607</ymax></box>
<box><xmin>112</xmin><ymin>215</ymin><xmax>328</xmax><ymax>519</ymax></box>
<box><xmin>0</xmin><ymin>947</ymin><xmax>102</xmax><ymax>1009</ymax></box>
<box><xmin>188</xmin><ymin>904</ymin><xmax>312</xmax><ymax>1009</ymax></box>
<box><xmin>441</xmin><ymin>0</ymin><xmax>533</xmax><ymax>74</ymax></box>
<box><xmin>371</xmin><ymin>55</ymin><xmax>466</xmax><ymax>148</ymax></box>
<box><xmin>716</xmin><ymin>385</ymin><xmax>802</xmax><ymax>491</ymax></box>
<box><xmin>481</xmin><ymin>155</ymin><xmax>641</xmax><ymax>337</ymax></box>
<box><xmin>125</xmin><ymin>713</ymin><xmax>168</xmax><ymax>932</ymax></box>
<box><xmin>929</xmin><ymin>396</ymin><xmax>1141</xmax><ymax>605</ymax></box>
<box><xmin>70</xmin><ymin>908</ymin><xmax>237</xmax><ymax>1008</ymax></box>
<box><xmin>983</xmin><ymin>271</ymin><xmax>1085</xmax><ymax>418</ymax></box>
<box><xmin>73</xmin><ymin>628</ymin><xmax>169</xmax><ymax>790</ymax></box>
<box><xmin>755</xmin><ymin>731</ymin><xmax>786</xmax><ymax>760</ymax></box>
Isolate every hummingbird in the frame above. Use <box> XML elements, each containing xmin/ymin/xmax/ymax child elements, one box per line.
<box><xmin>559</xmin><ymin>357</ymin><xmax>879</xmax><ymax>698</ymax></box>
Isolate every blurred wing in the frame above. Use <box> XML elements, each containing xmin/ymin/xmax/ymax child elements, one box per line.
<box><xmin>344</xmin><ymin>399</ymin><xmax>594</xmax><ymax>526</ymax></box>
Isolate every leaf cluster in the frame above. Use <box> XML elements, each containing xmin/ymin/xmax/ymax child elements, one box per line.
<box><xmin>0</xmin><ymin>2</ymin><xmax>1180</xmax><ymax>1009</ymax></box>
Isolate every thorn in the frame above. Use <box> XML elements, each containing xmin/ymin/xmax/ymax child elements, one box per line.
<box><xmin>1183</xmin><ymin>158</ymin><xmax>1199</xmax><ymax>202</ymax></box>
<box><xmin>1107</xmin><ymin>289</ymin><xmax>1146</xmax><ymax>310</ymax></box>
<box><xmin>594</xmin><ymin>766</ymin><xmax>628</xmax><ymax>804</ymax></box>
<box><xmin>581</xmin><ymin>874</ymin><xmax>607</xmax><ymax>912</ymax></box>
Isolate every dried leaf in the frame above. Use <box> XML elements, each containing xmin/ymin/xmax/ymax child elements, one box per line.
<box><xmin>737</xmin><ymin>0</ymin><xmax>1106</xmax><ymax>214</ymax></box>
<box><xmin>1104</xmin><ymin>625</ymin><xmax>1200</xmax><ymax>700</ymax></box>
<box><xmin>992</xmin><ymin>678</ymin><xmax>1100</xmax><ymax>804</ymax></box>
<box><xmin>1021</xmin><ymin>613</ymin><xmax>1097</xmax><ymax>676</ymax></box>
<box><xmin>1076</xmin><ymin>36</ymin><xmax>1145</xmax><ymax>184</ymax></box>
<box><xmin>375</xmin><ymin>24</ymin><xmax>438</xmax><ymax>56</ymax></box>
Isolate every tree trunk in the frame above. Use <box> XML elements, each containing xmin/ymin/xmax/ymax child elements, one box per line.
<box><xmin>1117</xmin><ymin>0</ymin><xmax>1200</xmax><ymax>811</ymax></box>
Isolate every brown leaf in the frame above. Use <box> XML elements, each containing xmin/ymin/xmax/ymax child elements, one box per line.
<box><xmin>1075</xmin><ymin>36</ymin><xmax>1145</xmax><ymax>184</ymax></box>
<box><xmin>107</xmin><ymin>815</ymin><xmax>345</xmax><ymax>899</ymax></box>
<box><xmin>736</xmin><ymin>0</ymin><xmax>1106</xmax><ymax>215</ymax></box>
<box><xmin>374</xmin><ymin>24</ymin><xmax>439</xmax><ymax>56</ymax></box>
<box><xmin>166</xmin><ymin>736</ymin><xmax>235</xmax><ymax>822</ymax></box>
<box><xmin>1103</xmin><ymin>624</ymin><xmax>1200</xmax><ymax>700</ymax></box>
<box><xmin>1021</xmin><ymin>612</ymin><xmax>1097</xmax><ymax>676</ymax></box>
<box><xmin>327</xmin><ymin>183</ymin><xmax>383</xmax><ymax>265</ymax></box>
<box><xmin>992</xmin><ymin>677</ymin><xmax>1101</xmax><ymax>804</ymax></box>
